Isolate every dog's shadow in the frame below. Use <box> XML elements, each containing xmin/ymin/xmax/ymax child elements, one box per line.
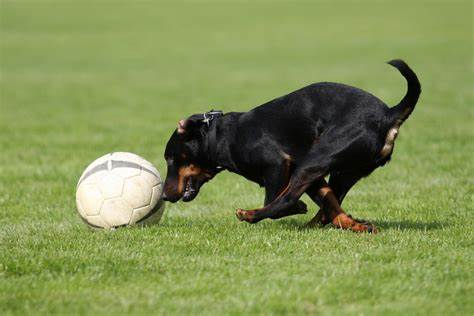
<box><xmin>275</xmin><ymin>218</ymin><xmax>448</xmax><ymax>232</ymax></box>
<box><xmin>374</xmin><ymin>219</ymin><xmax>448</xmax><ymax>231</ymax></box>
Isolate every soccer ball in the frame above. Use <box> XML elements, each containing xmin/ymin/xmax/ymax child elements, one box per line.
<box><xmin>76</xmin><ymin>152</ymin><xmax>165</xmax><ymax>229</ymax></box>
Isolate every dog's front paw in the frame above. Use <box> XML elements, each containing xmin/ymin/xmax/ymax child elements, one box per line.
<box><xmin>295</xmin><ymin>200</ymin><xmax>308</xmax><ymax>214</ymax></box>
<box><xmin>236</xmin><ymin>209</ymin><xmax>258</xmax><ymax>223</ymax></box>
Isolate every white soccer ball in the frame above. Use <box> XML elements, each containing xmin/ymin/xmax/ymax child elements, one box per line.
<box><xmin>76</xmin><ymin>152</ymin><xmax>165</xmax><ymax>229</ymax></box>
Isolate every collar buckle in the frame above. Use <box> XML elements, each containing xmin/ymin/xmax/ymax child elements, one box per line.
<box><xmin>202</xmin><ymin>110</ymin><xmax>223</xmax><ymax>127</ymax></box>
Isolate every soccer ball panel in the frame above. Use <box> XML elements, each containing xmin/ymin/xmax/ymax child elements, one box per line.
<box><xmin>111</xmin><ymin>152</ymin><xmax>148</xmax><ymax>167</ymax></box>
<box><xmin>98</xmin><ymin>173</ymin><xmax>124</xmax><ymax>199</ymax></box>
<box><xmin>79</xmin><ymin>170</ymin><xmax>108</xmax><ymax>186</ymax></box>
<box><xmin>112</xmin><ymin>152</ymin><xmax>160</xmax><ymax>178</ymax></box>
<box><xmin>110</xmin><ymin>166</ymin><xmax>141</xmax><ymax>179</ymax></box>
<box><xmin>137</xmin><ymin>177</ymin><xmax>153</xmax><ymax>202</ymax></box>
<box><xmin>140</xmin><ymin>170</ymin><xmax>161</xmax><ymax>187</ymax></box>
<box><xmin>76</xmin><ymin>197</ymin><xmax>87</xmax><ymax>219</ymax></box>
<box><xmin>151</xmin><ymin>183</ymin><xmax>163</xmax><ymax>207</ymax></box>
<box><xmin>131</xmin><ymin>200</ymin><xmax>165</xmax><ymax>225</ymax></box>
<box><xmin>142</xmin><ymin>164</ymin><xmax>160</xmax><ymax>179</ymax></box>
<box><xmin>85</xmin><ymin>215</ymin><xmax>110</xmax><ymax>229</ymax></box>
<box><xmin>76</xmin><ymin>183</ymin><xmax>103</xmax><ymax>216</ymax></box>
<box><xmin>129</xmin><ymin>182</ymin><xmax>163</xmax><ymax>224</ymax></box>
<box><xmin>122</xmin><ymin>177</ymin><xmax>149</xmax><ymax>209</ymax></box>
<box><xmin>101</xmin><ymin>198</ymin><xmax>133</xmax><ymax>227</ymax></box>
<box><xmin>77</xmin><ymin>153</ymin><xmax>111</xmax><ymax>184</ymax></box>
<box><xmin>130</xmin><ymin>204</ymin><xmax>152</xmax><ymax>224</ymax></box>
<box><xmin>136</xmin><ymin>199</ymin><xmax>165</xmax><ymax>225</ymax></box>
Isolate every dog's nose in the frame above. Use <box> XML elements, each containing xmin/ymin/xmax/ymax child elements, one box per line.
<box><xmin>162</xmin><ymin>192</ymin><xmax>168</xmax><ymax>201</ymax></box>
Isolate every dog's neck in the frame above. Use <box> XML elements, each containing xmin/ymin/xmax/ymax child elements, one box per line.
<box><xmin>205</xmin><ymin>112</ymin><xmax>241</xmax><ymax>172</ymax></box>
<box><xmin>205</xmin><ymin>117</ymin><xmax>220</xmax><ymax>168</ymax></box>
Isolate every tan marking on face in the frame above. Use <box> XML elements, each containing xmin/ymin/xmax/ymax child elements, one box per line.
<box><xmin>380</xmin><ymin>126</ymin><xmax>400</xmax><ymax>159</ymax></box>
<box><xmin>177</xmin><ymin>164</ymin><xmax>202</xmax><ymax>195</ymax></box>
<box><xmin>178</xmin><ymin>164</ymin><xmax>214</xmax><ymax>194</ymax></box>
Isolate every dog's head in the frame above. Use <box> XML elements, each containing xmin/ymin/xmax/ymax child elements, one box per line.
<box><xmin>163</xmin><ymin>113</ymin><xmax>222</xmax><ymax>203</ymax></box>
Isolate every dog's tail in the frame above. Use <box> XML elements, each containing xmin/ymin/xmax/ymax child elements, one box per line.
<box><xmin>387</xmin><ymin>59</ymin><xmax>421</xmax><ymax>125</ymax></box>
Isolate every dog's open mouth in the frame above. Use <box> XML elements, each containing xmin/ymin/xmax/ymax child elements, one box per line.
<box><xmin>182</xmin><ymin>177</ymin><xmax>198</xmax><ymax>202</ymax></box>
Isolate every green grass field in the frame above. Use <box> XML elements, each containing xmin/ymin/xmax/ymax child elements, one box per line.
<box><xmin>1</xmin><ymin>1</ymin><xmax>473</xmax><ymax>315</ymax></box>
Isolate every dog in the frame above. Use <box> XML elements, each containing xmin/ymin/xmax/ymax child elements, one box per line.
<box><xmin>162</xmin><ymin>59</ymin><xmax>421</xmax><ymax>233</ymax></box>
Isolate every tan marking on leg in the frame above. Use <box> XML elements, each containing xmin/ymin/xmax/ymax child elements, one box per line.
<box><xmin>276</xmin><ymin>181</ymin><xmax>291</xmax><ymax>199</ymax></box>
<box><xmin>307</xmin><ymin>180</ymin><xmax>342</xmax><ymax>226</ymax></box>
<box><xmin>317</xmin><ymin>186</ymin><xmax>332</xmax><ymax>199</ymax></box>
<box><xmin>332</xmin><ymin>213</ymin><xmax>355</xmax><ymax>229</ymax></box>
<box><xmin>306</xmin><ymin>180</ymin><xmax>377</xmax><ymax>233</ymax></box>
<box><xmin>275</xmin><ymin>151</ymin><xmax>293</xmax><ymax>198</ymax></box>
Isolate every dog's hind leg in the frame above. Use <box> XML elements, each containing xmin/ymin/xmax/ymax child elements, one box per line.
<box><xmin>236</xmin><ymin>131</ymin><xmax>372</xmax><ymax>225</ymax></box>
<box><xmin>306</xmin><ymin>172</ymin><xmax>364</xmax><ymax>226</ymax></box>
<box><xmin>305</xmin><ymin>176</ymin><xmax>377</xmax><ymax>233</ymax></box>
<box><xmin>328</xmin><ymin>171</ymin><xmax>364</xmax><ymax>203</ymax></box>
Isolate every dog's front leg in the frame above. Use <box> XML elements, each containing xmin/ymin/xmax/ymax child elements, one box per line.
<box><xmin>262</xmin><ymin>164</ymin><xmax>308</xmax><ymax>220</ymax></box>
<box><xmin>236</xmin><ymin>163</ymin><xmax>325</xmax><ymax>223</ymax></box>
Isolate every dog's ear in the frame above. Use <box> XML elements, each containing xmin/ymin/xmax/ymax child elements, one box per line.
<box><xmin>177</xmin><ymin>119</ymin><xmax>187</xmax><ymax>134</ymax></box>
<box><xmin>176</xmin><ymin>115</ymin><xmax>202</xmax><ymax>135</ymax></box>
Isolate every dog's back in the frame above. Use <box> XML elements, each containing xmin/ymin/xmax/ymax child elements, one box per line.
<box><xmin>238</xmin><ymin>60</ymin><xmax>421</xmax><ymax>163</ymax></box>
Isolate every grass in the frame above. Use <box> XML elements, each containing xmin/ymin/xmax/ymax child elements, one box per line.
<box><xmin>0</xmin><ymin>0</ymin><xmax>473</xmax><ymax>315</ymax></box>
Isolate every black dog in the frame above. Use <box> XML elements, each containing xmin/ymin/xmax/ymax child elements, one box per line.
<box><xmin>162</xmin><ymin>59</ymin><xmax>421</xmax><ymax>233</ymax></box>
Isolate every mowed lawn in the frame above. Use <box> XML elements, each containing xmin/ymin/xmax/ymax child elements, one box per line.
<box><xmin>0</xmin><ymin>1</ymin><xmax>472</xmax><ymax>315</ymax></box>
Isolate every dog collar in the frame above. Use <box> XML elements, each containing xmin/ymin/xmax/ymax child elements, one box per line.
<box><xmin>202</xmin><ymin>110</ymin><xmax>223</xmax><ymax>127</ymax></box>
<box><xmin>203</xmin><ymin>110</ymin><xmax>224</xmax><ymax>170</ymax></box>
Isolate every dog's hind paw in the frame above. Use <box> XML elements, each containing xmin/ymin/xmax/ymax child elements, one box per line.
<box><xmin>351</xmin><ymin>221</ymin><xmax>378</xmax><ymax>234</ymax></box>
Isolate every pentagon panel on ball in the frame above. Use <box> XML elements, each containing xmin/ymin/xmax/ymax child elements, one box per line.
<box><xmin>76</xmin><ymin>152</ymin><xmax>165</xmax><ymax>229</ymax></box>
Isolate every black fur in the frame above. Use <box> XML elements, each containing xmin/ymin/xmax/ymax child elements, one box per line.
<box><xmin>163</xmin><ymin>59</ymin><xmax>421</xmax><ymax>227</ymax></box>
